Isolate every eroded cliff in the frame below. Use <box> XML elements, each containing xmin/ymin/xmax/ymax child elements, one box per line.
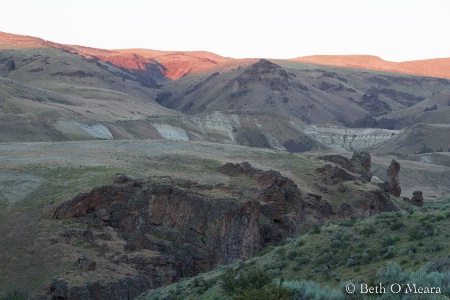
<box><xmin>36</xmin><ymin>158</ymin><xmax>397</xmax><ymax>299</ymax></box>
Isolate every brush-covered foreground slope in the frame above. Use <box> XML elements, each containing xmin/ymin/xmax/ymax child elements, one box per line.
<box><xmin>157</xmin><ymin>59</ymin><xmax>450</xmax><ymax>128</ymax></box>
<box><xmin>139</xmin><ymin>207</ymin><xmax>450</xmax><ymax>300</ymax></box>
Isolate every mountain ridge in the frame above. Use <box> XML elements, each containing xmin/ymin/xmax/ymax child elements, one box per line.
<box><xmin>2</xmin><ymin>31</ymin><xmax>450</xmax><ymax>80</ymax></box>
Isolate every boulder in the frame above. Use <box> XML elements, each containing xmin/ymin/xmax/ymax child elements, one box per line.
<box><xmin>5</xmin><ymin>59</ymin><xmax>15</xmax><ymax>71</ymax></box>
<box><xmin>74</xmin><ymin>256</ymin><xmax>96</xmax><ymax>271</ymax></box>
<box><xmin>386</xmin><ymin>159</ymin><xmax>401</xmax><ymax>197</ymax></box>
<box><xmin>411</xmin><ymin>190</ymin><xmax>424</xmax><ymax>207</ymax></box>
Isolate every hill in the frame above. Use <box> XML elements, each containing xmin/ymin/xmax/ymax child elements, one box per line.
<box><xmin>156</xmin><ymin>59</ymin><xmax>450</xmax><ymax>128</ymax></box>
<box><xmin>2</xmin><ymin>31</ymin><xmax>450</xmax><ymax>160</ymax></box>
<box><xmin>139</xmin><ymin>207</ymin><xmax>450</xmax><ymax>299</ymax></box>
<box><xmin>294</xmin><ymin>55</ymin><xmax>450</xmax><ymax>80</ymax></box>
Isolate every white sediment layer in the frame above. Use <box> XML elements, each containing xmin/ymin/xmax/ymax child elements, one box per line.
<box><xmin>153</xmin><ymin>123</ymin><xmax>189</xmax><ymax>141</ymax></box>
<box><xmin>301</xmin><ymin>125</ymin><xmax>400</xmax><ymax>151</ymax></box>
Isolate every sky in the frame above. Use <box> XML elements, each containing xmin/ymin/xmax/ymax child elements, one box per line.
<box><xmin>1</xmin><ymin>0</ymin><xmax>450</xmax><ymax>62</ymax></box>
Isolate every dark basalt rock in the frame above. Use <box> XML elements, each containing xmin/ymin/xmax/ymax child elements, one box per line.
<box><xmin>315</xmin><ymin>164</ymin><xmax>356</xmax><ymax>185</ymax></box>
<box><xmin>35</xmin><ymin>276</ymin><xmax>149</xmax><ymax>300</ymax></box>
<box><xmin>43</xmin><ymin>161</ymin><xmax>397</xmax><ymax>300</ymax></box>
<box><xmin>318</xmin><ymin>151</ymin><xmax>372</xmax><ymax>182</ymax></box>
<box><xmin>49</xmin><ymin>164</ymin><xmax>309</xmax><ymax>299</ymax></box>
<box><xmin>411</xmin><ymin>190</ymin><xmax>424</xmax><ymax>207</ymax></box>
<box><xmin>350</xmin><ymin>151</ymin><xmax>372</xmax><ymax>182</ymax></box>
<box><xmin>386</xmin><ymin>159</ymin><xmax>401</xmax><ymax>197</ymax></box>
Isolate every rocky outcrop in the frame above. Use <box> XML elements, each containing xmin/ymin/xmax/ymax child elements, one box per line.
<box><xmin>34</xmin><ymin>276</ymin><xmax>149</xmax><ymax>300</ymax></box>
<box><xmin>47</xmin><ymin>166</ymin><xmax>309</xmax><ymax>299</ymax></box>
<box><xmin>54</xmin><ymin>182</ymin><xmax>263</xmax><ymax>270</ymax></box>
<box><xmin>42</xmin><ymin>160</ymin><xmax>398</xmax><ymax>299</ymax></box>
<box><xmin>303</xmin><ymin>126</ymin><xmax>400</xmax><ymax>151</ymax></box>
<box><xmin>350</xmin><ymin>151</ymin><xmax>372</xmax><ymax>181</ymax></box>
<box><xmin>386</xmin><ymin>159</ymin><xmax>401</xmax><ymax>197</ymax></box>
<box><xmin>74</xmin><ymin>256</ymin><xmax>96</xmax><ymax>271</ymax></box>
<box><xmin>5</xmin><ymin>58</ymin><xmax>15</xmax><ymax>71</ymax></box>
<box><xmin>416</xmin><ymin>143</ymin><xmax>435</xmax><ymax>154</ymax></box>
<box><xmin>318</xmin><ymin>151</ymin><xmax>371</xmax><ymax>182</ymax></box>
<box><xmin>411</xmin><ymin>190</ymin><xmax>424</xmax><ymax>207</ymax></box>
<box><xmin>237</xmin><ymin>59</ymin><xmax>290</xmax><ymax>92</ymax></box>
<box><xmin>317</xmin><ymin>152</ymin><xmax>396</xmax><ymax>217</ymax></box>
<box><xmin>315</xmin><ymin>164</ymin><xmax>356</xmax><ymax>185</ymax></box>
<box><xmin>218</xmin><ymin>162</ymin><xmax>306</xmax><ymax>239</ymax></box>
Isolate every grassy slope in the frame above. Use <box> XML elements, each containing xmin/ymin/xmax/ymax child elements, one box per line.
<box><xmin>0</xmin><ymin>165</ymin><xmax>124</xmax><ymax>293</ymax></box>
<box><xmin>139</xmin><ymin>203</ymin><xmax>450</xmax><ymax>299</ymax></box>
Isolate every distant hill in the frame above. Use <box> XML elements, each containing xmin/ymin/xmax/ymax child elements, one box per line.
<box><xmin>294</xmin><ymin>55</ymin><xmax>450</xmax><ymax>79</ymax></box>
<box><xmin>156</xmin><ymin>58</ymin><xmax>450</xmax><ymax>128</ymax></box>
<box><xmin>1</xmin><ymin>31</ymin><xmax>450</xmax><ymax>154</ymax></box>
<box><xmin>4</xmin><ymin>31</ymin><xmax>450</xmax><ymax>81</ymax></box>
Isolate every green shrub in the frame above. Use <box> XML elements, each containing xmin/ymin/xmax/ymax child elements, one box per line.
<box><xmin>309</xmin><ymin>225</ymin><xmax>321</xmax><ymax>234</ymax></box>
<box><xmin>423</xmin><ymin>256</ymin><xmax>450</xmax><ymax>273</ymax></box>
<box><xmin>400</xmin><ymin>245</ymin><xmax>417</xmax><ymax>255</ymax></box>
<box><xmin>233</xmin><ymin>283</ymin><xmax>292</xmax><ymax>300</ymax></box>
<box><xmin>428</xmin><ymin>241</ymin><xmax>444</xmax><ymax>253</ymax></box>
<box><xmin>256</xmin><ymin>245</ymin><xmax>275</xmax><ymax>257</ymax></box>
<box><xmin>287</xmin><ymin>250</ymin><xmax>299</xmax><ymax>260</ymax></box>
<box><xmin>284</xmin><ymin>280</ymin><xmax>344</xmax><ymax>300</ymax></box>
<box><xmin>294</xmin><ymin>257</ymin><xmax>310</xmax><ymax>265</ymax></box>
<box><xmin>381</xmin><ymin>246</ymin><xmax>396</xmax><ymax>259</ymax></box>
<box><xmin>221</xmin><ymin>267</ymin><xmax>272</xmax><ymax>295</ymax></box>
<box><xmin>220</xmin><ymin>266</ymin><xmax>292</xmax><ymax>299</ymax></box>
<box><xmin>381</xmin><ymin>235</ymin><xmax>399</xmax><ymax>246</ymax></box>
<box><xmin>445</xmin><ymin>211</ymin><xmax>450</xmax><ymax>219</ymax></box>
<box><xmin>389</xmin><ymin>219</ymin><xmax>404</xmax><ymax>231</ymax></box>
<box><xmin>292</xmin><ymin>265</ymin><xmax>301</xmax><ymax>272</ymax></box>
<box><xmin>275</xmin><ymin>261</ymin><xmax>288</xmax><ymax>270</ymax></box>
<box><xmin>0</xmin><ymin>289</ymin><xmax>28</xmax><ymax>300</ymax></box>
<box><xmin>346</xmin><ymin>258</ymin><xmax>358</xmax><ymax>267</ymax></box>
<box><xmin>339</xmin><ymin>218</ymin><xmax>357</xmax><ymax>227</ymax></box>
<box><xmin>359</xmin><ymin>225</ymin><xmax>376</xmax><ymax>236</ymax></box>
<box><xmin>296</xmin><ymin>239</ymin><xmax>305</xmax><ymax>247</ymax></box>
<box><xmin>376</xmin><ymin>262</ymin><xmax>450</xmax><ymax>299</ymax></box>
<box><xmin>408</xmin><ymin>227</ymin><xmax>426</xmax><ymax>240</ymax></box>
<box><xmin>315</xmin><ymin>251</ymin><xmax>335</xmax><ymax>266</ymax></box>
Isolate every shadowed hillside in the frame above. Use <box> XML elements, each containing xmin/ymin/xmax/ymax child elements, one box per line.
<box><xmin>156</xmin><ymin>59</ymin><xmax>450</xmax><ymax>128</ymax></box>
